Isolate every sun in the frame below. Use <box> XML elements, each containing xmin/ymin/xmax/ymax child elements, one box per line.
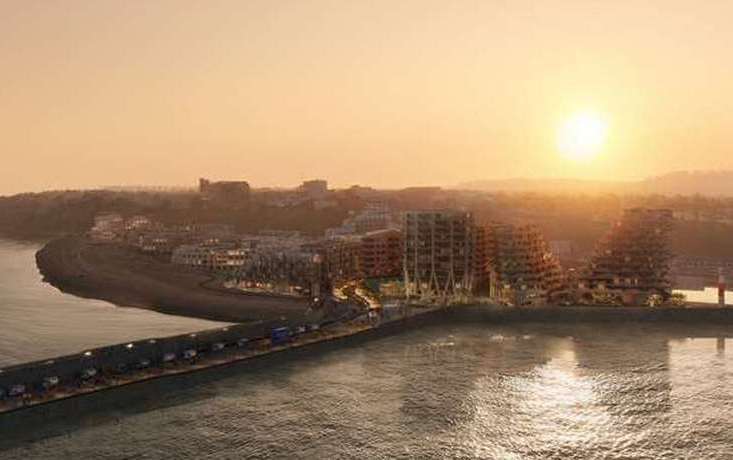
<box><xmin>557</xmin><ymin>112</ymin><xmax>608</xmax><ymax>161</ymax></box>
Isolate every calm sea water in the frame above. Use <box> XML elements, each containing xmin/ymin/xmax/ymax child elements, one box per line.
<box><xmin>1</xmin><ymin>239</ymin><xmax>732</xmax><ymax>458</ymax></box>
<box><xmin>1</xmin><ymin>322</ymin><xmax>732</xmax><ymax>459</ymax></box>
<box><xmin>676</xmin><ymin>287</ymin><xmax>733</xmax><ymax>305</ymax></box>
<box><xmin>0</xmin><ymin>239</ymin><xmax>228</xmax><ymax>367</ymax></box>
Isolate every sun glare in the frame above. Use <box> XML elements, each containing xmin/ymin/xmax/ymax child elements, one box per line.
<box><xmin>558</xmin><ymin>112</ymin><xmax>608</xmax><ymax>161</ymax></box>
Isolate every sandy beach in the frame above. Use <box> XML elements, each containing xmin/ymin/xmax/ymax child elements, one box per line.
<box><xmin>35</xmin><ymin>236</ymin><xmax>319</xmax><ymax>324</ymax></box>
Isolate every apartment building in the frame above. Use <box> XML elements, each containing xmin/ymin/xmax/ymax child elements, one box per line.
<box><xmin>580</xmin><ymin>208</ymin><xmax>674</xmax><ymax>305</ymax></box>
<box><xmin>476</xmin><ymin>223</ymin><xmax>565</xmax><ymax>306</ymax></box>
<box><xmin>403</xmin><ymin>210</ymin><xmax>474</xmax><ymax>300</ymax></box>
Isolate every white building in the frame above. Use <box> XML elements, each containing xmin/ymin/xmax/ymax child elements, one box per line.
<box><xmin>172</xmin><ymin>244</ymin><xmax>248</xmax><ymax>271</ymax></box>
<box><xmin>89</xmin><ymin>213</ymin><xmax>124</xmax><ymax>241</ymax></box>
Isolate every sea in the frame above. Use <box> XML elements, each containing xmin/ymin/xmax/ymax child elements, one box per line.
<box><xmin>1</xmin><ymin>239</ymin><xmax>732</xmax><ymax>459</ymax></box>
<box><xmin>0</xmin><ymin>239</ymin><xmax>228</xmax><ymax>367</ymax></box>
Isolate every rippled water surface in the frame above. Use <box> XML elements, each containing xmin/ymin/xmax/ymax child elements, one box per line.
<box><xmin>2</xmin><ymin>321</ymin><xmax>732</xmax><ymax>459</ymax></box>
<box><xmin>0</xmin><ymin>239</ymin><xmax>227</xmax><ymax>366</ymax></box>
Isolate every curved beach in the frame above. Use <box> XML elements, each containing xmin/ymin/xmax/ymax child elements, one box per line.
<box><xmin>35</xmin><ymin>236</ymin><xmax>316</xmax><ymax>324</ymax></box>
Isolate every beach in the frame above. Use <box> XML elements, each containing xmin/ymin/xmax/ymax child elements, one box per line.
<box><xmin>35</xmin><ymin>236</ymin><xmax>318</xmax><ymax>324</ymax></box>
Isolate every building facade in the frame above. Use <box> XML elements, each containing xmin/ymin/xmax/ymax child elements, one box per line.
<box><xmin>171</xmin><ymin>243</ymin><xmax>248</xmax><ymax>271</ymax></box>
<box><xmin>476</xmin><ymin>223</ymin><xmax>565</xmax><ymax>306</ymax></box>
<box><xmin>579</xmin><ymin>208</ymin><xmax>674</xmax><ymax>305</ymax></box>
<box><xmin>403</xmin><ymin>210</ymin><xmax>475</xmax><ymax>301</ymax></box>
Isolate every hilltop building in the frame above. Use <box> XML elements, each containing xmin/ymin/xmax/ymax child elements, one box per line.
<box><xmin>579</xmin><ymin>208</ymin><xmax>674</xmax><ymax>305</ymax></box>
<box><xmin>199</xmin><ymin>178</ymin><xmax>250</xmax><ymax>205</ymax></box>
<box><xmin>299</xmin><ymin>180</ymin><xmax>329</xmax><ymax>199</ymax></box>
<box><xmin>89</xmin><ymin>213</ymin><xmax>124</xmax><ymax>241</ymax></box>
<box><xmin>403</xmin><ymin>210</ymin><xmax>475</xmax><ymax>301</ymax></box>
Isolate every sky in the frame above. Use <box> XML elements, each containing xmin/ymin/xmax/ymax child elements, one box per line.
<box><xmin>2</xmin><ymin>0</ymin><xmax>733</xmax><ymax>195</ymax></box>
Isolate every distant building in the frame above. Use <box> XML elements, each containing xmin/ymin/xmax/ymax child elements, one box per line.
<box><xmin>199</xmin><ymin>178</ymin><xmax>250</xmax><ymax>205</ymax></box>
<box><xmin>89</xmin><ymin>213</ymin><xmax>124</xmax><ymax>241</ymax></box>
<box><xmin>325</xmin><ymin>201</ymin><xmax>396</xmax><ymax>237</ymax></box>
<box><xmin>171</xmin><ymin>243</ymin><xmax>248</xmax><ymax>272</ymax></box>
<box><xmin>403</xmin><ymin>210</ymin><xmax>475</xmax><ymax>300</ymax></box>
<box><xmin>548</xmin><ymin>240</ymin><xmax>575</xmax><ymax>261</ymax></box>
<box><xmin>124</xmin><ymin>215</ymin><xmax>152</xmax><ymax>232</ymax></box>
<box><xmin>299</xmin><ymin>179</ymin><xmax>328</xmax><ymax>199</ymax></box>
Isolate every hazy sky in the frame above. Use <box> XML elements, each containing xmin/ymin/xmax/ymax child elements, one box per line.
<box><xmin>2</xmin><ymin>0</ymin><xmax>733</xmax><ymax>195</ymax></box>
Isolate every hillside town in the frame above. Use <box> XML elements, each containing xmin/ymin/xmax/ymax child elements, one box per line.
<box><xmin>84</xmin><ymin>178</ymin><xmax>697</xmax><ymax>309</ymax></box>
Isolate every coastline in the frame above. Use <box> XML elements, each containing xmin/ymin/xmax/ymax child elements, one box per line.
<box><xmin>35</xmin><ymin>236</ymin><xmax>317</xmax><ymax>324</ymax></box>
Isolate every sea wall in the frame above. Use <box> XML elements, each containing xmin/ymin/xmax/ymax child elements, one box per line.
<box><xmin>442</xmin><ymin>304</ymin><xmax>733</xmax><ymax>324</ymax></box>
<box><xmin>0</xmin><ymin>320</ymin><xmax>287</xmax><ymax>395</ymax></box>
<box><xmin>3</xmin><ymin>304</ymin><xmax>733</xmax><ymax>406</ymax></box>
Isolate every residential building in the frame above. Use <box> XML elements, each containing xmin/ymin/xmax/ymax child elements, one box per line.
<box><xmin>325</xmin><ymin>228</ymin><xmax>403</xmax><ymax>282</ymax></box>
<box><xmin>477</xmin><ymin>223</ymin><xmax>565</xmax><ymax>306</ymax></box>
<box><xmin>171</xmin><ymin>243</ymin><xmax>248</xmax><ymax>271</ymax></box>
<box><xmin>89</xmin><ymin>213</ymin><xmax>124</xmax><ymax>241</ymax></box>
<box><xmin>360</xmin><ymin>229</ymin><xmax>403</xmax><ymax>279</ymax></box>
<box><xmin>403</xmin><ymin>210</ymin><xmax>474</xmax><ymax>300</ymax></box>
<box><xmin>579</xmin><ymin>208</ymin><xmax>674</xmax><ymax>305</ymax></box>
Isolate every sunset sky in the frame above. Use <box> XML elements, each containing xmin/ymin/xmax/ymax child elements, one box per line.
<box><xmin>2</xmin><ymin>0</ymin><xmax>733</xmax><ymax>195</ymax></box>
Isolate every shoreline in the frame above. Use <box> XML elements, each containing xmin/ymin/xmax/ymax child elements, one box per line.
<box><xmin>35</xmin><ymin>236</ymin><xmax>318</xmax><ymax>324</ymax></box>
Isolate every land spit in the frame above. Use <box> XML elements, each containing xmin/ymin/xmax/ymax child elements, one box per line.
<box><xmin>36</xmin><ymin>236</ymin><xmax>317</xmax><ymax>324</ymax></box>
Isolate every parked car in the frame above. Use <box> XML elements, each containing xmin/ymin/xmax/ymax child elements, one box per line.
<box><xmin>81</xmin><ymin>368</ymin><xmax>98</xmax><ymax>380</ymax></box>
<box><xmin>270</xmin><ymin>327</ymin><xmax>291</xmax><ymax>346</ymax></box>
<box><xmin>9</xmin><ymin>384</ymin><xmax>26</xmax><ymax>397</ymax></box>
<box><xmin>43</xmin><ymin>376</ymin><xmax>60</xmax><ymax>390</ymax></box>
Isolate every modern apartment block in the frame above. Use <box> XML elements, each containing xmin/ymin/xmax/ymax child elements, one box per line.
<box><xmin>360</xmin><ymin>229</ymin><xmax>403</xmax><ymax>279</ymax></box>
<box><xmin>476</xmin><ymin>223</ymin><xmax>565</xmax><ymax>306</ymax></box>
<box><xmin>403</xmin><ymin>210</ymin><xmax>475</xmax><ymax>300</ymax></box>
<box><xmin>579</xmin><ymin>208</ymin><xmax>674</xmax><ymax>305</ymax></box>
<box><xmin>325</xmin><ymin>228</ymin><xmax>403</xmax><ymax>282</ymax></box>
<box><xmin>235</xmin><ymin>250</ymin><xmax>324</xmax><ymax>299</ymax></box>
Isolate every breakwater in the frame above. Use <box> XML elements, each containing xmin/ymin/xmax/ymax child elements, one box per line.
<box><xmin>2</xmin><ymin>304</ymin><xmax>733</xmax><ymax>415</ymax></box>
<box><xmin>446</xmin><ymin>304</ymin><xmax>733</xmax><ymax>324</ymax></box>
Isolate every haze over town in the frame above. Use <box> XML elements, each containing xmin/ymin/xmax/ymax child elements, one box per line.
<box><xmin>3</xmin><ymin>1</ymin><xmax>733</xmax><ymax>195</ymax></box>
